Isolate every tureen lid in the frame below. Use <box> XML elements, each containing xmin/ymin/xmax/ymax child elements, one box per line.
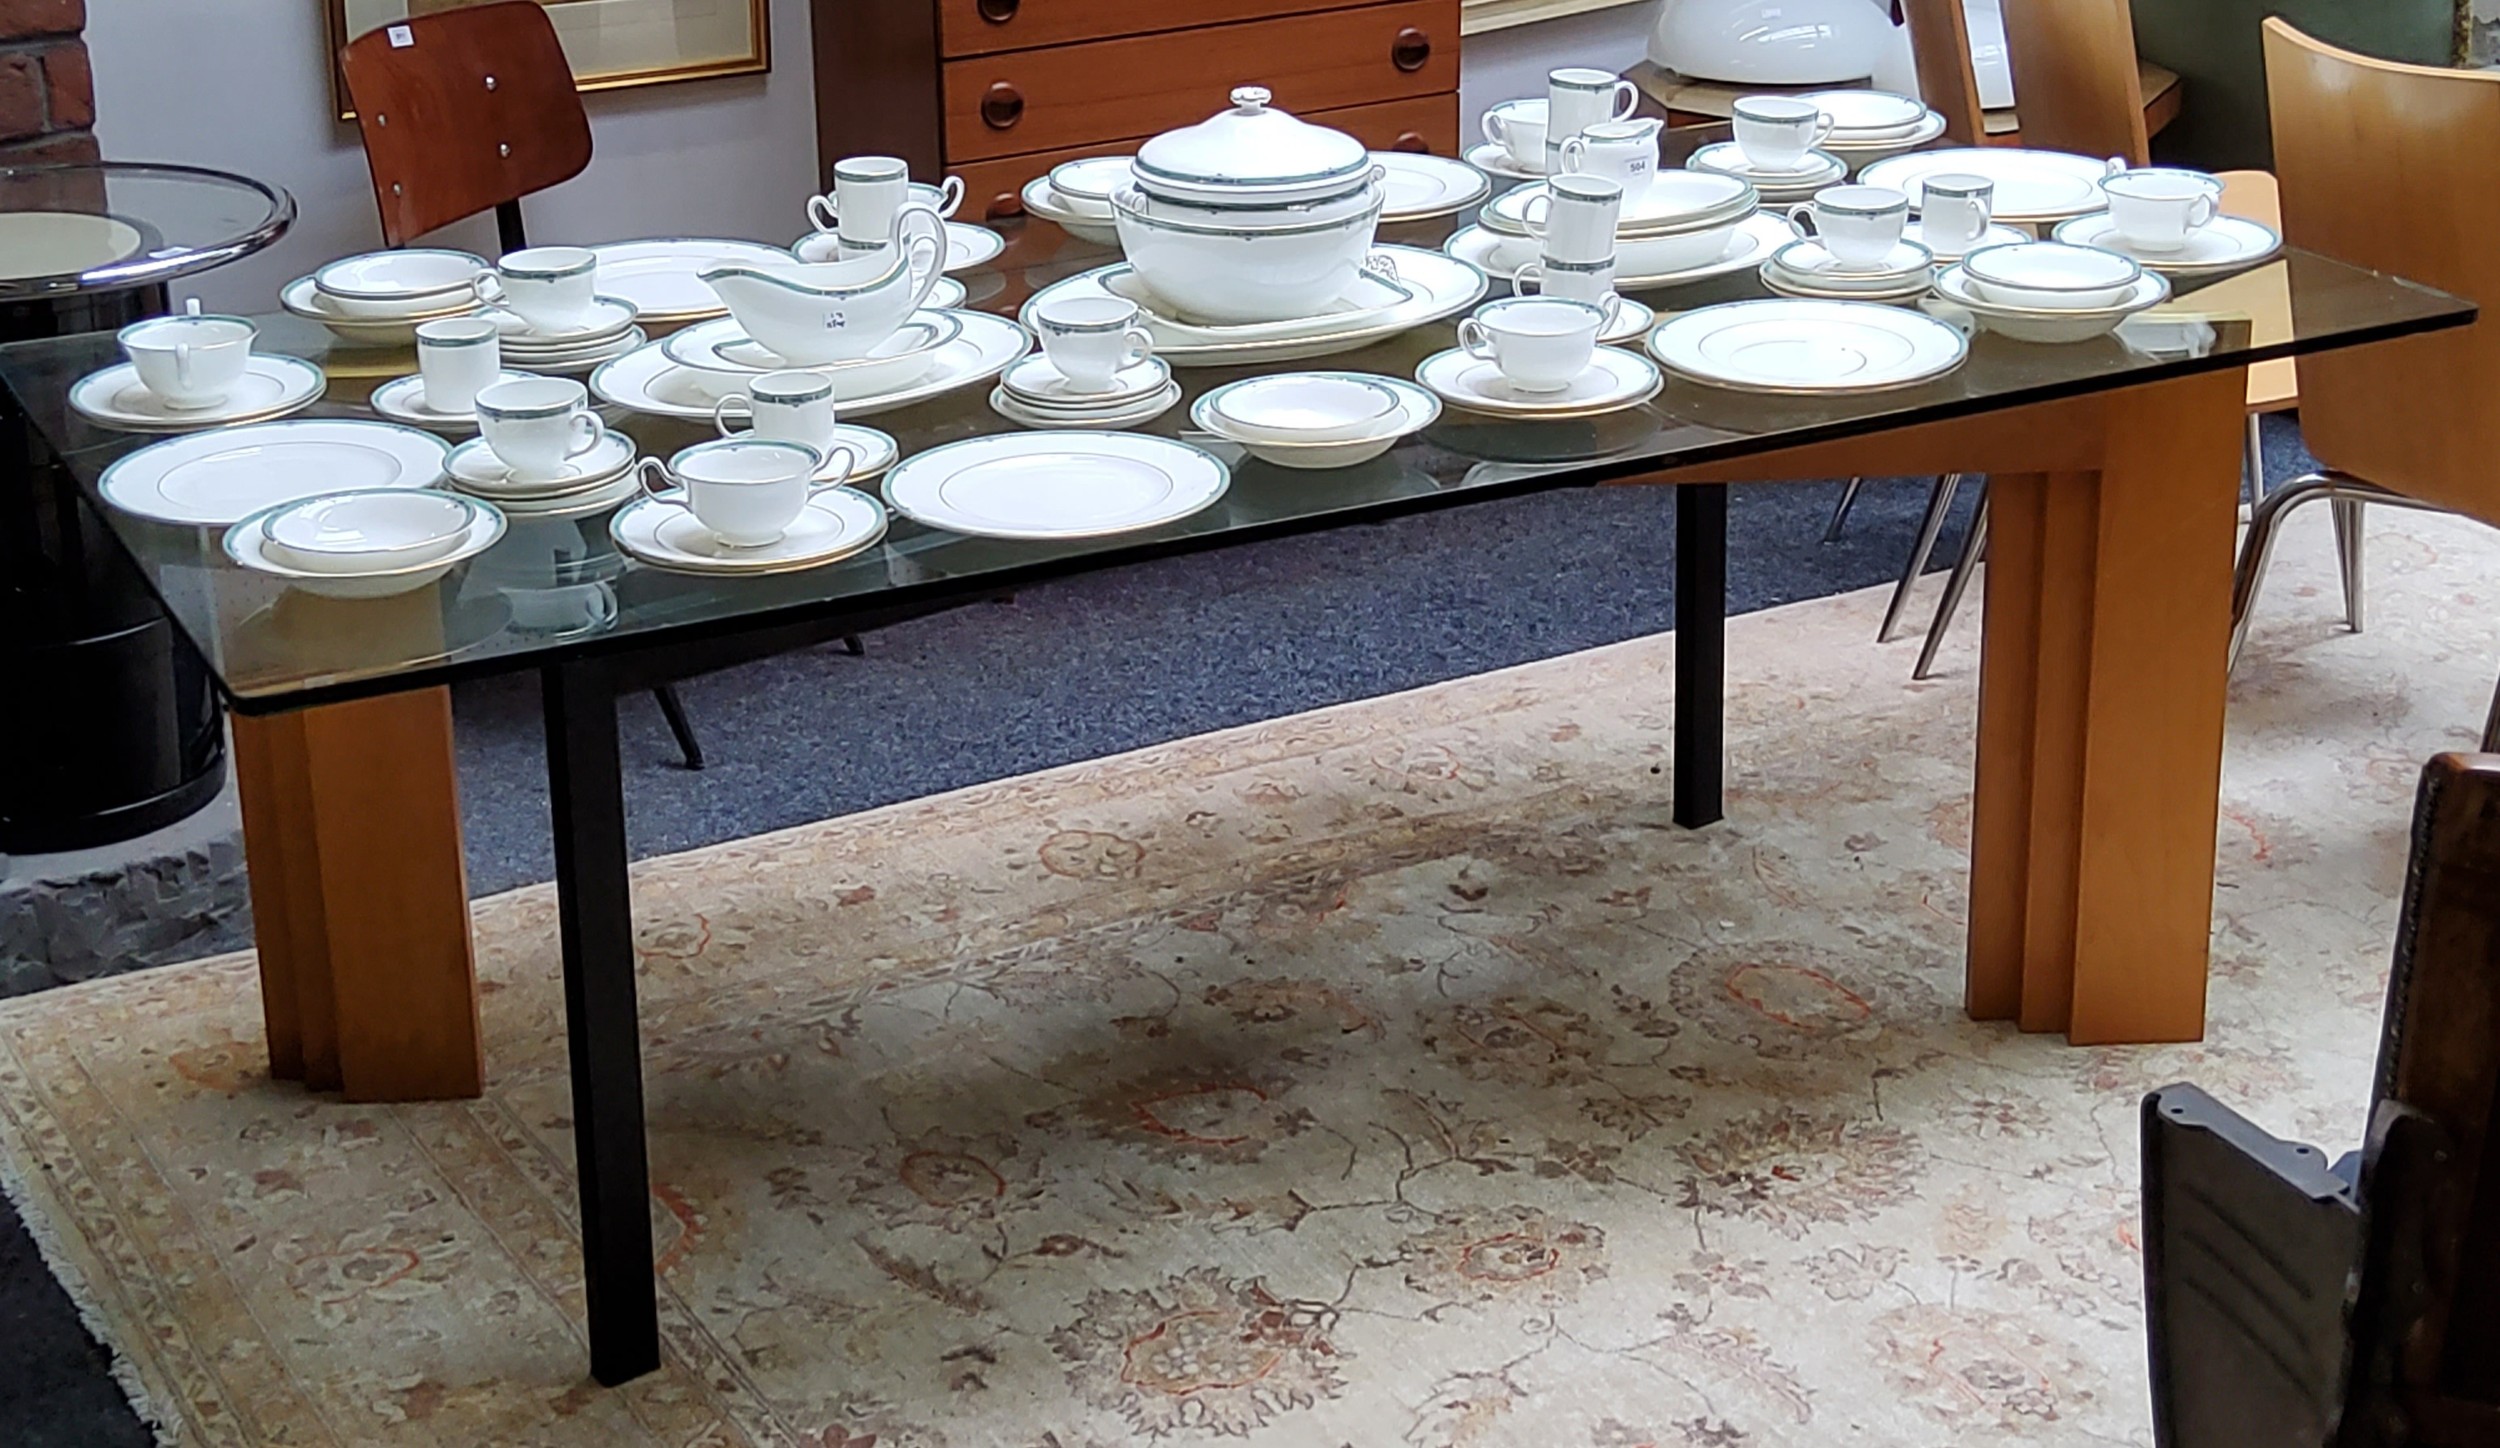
<box><xmin>1133</xmin><ymin>86</ymin><xmax>1371</xmax><ymax>197</ymax></box>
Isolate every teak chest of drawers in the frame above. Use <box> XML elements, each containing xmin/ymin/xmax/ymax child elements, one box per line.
<box><xmin>810</xmin><ymin>0</ymin><xmax>1463</xmax><ymax>226</ymax></box>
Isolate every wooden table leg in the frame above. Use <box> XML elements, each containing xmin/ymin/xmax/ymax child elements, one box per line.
<box><xmin>232</xmin><ymin>687</ymin><xmax>481</xmax><ymax>1101</ymax></box>
<box><xmin>1967</xmin><ymin>368</ymin><xmax>2248</xmax><ymax>1043</ymax></box>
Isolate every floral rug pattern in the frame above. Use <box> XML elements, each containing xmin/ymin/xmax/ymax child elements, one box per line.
<box><xmin>3</xmin><ymin>505</ymin><xmax>2496</xmax><ymax>1447</ymax></box>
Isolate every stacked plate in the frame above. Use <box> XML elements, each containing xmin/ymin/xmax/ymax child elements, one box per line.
<box><xmin>1860</xmin><ymin>149</ymin><xmax>2117</xmax><ymax>228</ymax></box>
<box><xmin>1020</xmin><ymin>156</ymin><xmax>1128</xmax><ymax>246</ymax></box>
<box><xmin>1373</xmin><ymin>152</ymin><xmax>1492</xmax><ymax>222</ymax></box>
<box><xmin>1687</xmin><ymin>144</ymin><xmax>1848</xmax><ymax>204</ymax></box>
<box><xmin>226</xmin><ymin>488</ymin><xmax>506</xmax><ymax>599</ymax></box>
<box><xmin>1649</xmin><ymin>299</ymin><xmax>1970</xmax><ymax>395</ymax></box>
<box><xmin>1929</xmin><ymin>240</ymin><xmax>2171</xmax><ymax>343</ymax></box>
<box><xmin>1447</xmin><ymin>213</ymin><xmax>1796</xmax><ymax>293</ymax></box>
<box><xmin>1800</xmin><ymin>89</ymin><xmax>1951</xmax><ymax>165</ymax></box>
<box><xmin>1481</xmin><ymin>171</ymin><xmax>1759</xmax><ymax>260</ymax></box>
<box><xmin>446</xmin><ymin>428</ymin><xmax>644</xmax><ymax>516</ymax></box>
<box><xmin>611</xmin><ymin>487</ymin><xmax>889</xmax><ymax>576</ymax></box>
<box><xmin>1760</xmin><ymin>238</ymin><xmax>1935</xmax><ymax>304</ymax></box>
<box><xmin>1189</xmin><ymin>371</ymin><xmax>1440</xmax><ymax>469</ymax></box>
<box><xmin>992</xmin><ymin>352</ymin><xmax>1179</xmax><ymax>430</ymax></box>
<box><xmin>2049</xmin><ymin>211</ymin><xmax>2284</xmax><ymax>278</ymax></box>
<box><xmin>281</xmin><ymin>247</ymin><xmax>488</xmax><ymax>346</ymax></box>
<box><xmin>493</xmin><ymin>297</ymin><xmax>647</xmax><ymax>374</ymax></box>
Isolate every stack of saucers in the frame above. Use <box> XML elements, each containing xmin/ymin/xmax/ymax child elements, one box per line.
<box><xmin>226</xmin><ymin>488</ymin><xmax>506</xmax><ymax>599</ymax></box>
<box><xmin>1017</xmin><ymin>157</ymin><xmax>1126</xmax><ymax>247</ymax></box>
<box><xmin>1686</xmin><ymin>144</ymin><xmax>1847</xmax><ymax>204</ymax></box>
<box><xmin>1799</xmin><ymin>89</ymin><xmax>1951</xmax><ymax>166</ymax></box>
<box><xmin>1189</xmin><ymin>371</ymin><xmax>1439</xmax><ymax>470</ymax></box>
<box><xmin>445</xmin><ymin>426</ymin><xmax>643</xmax><ymax>516</ymax></box>
<box><xmin>281</xmin><ymin>248</ymin><xmax>487</xmax><ymax>346</ymax></box>
<box><xmin>493</xmin><ymin>296</ymin><xmax>647</xmax><ymax>375</ymax></box>
<box><xmin>1930</xmin><ymin>240</ymin><xmax>2171</xmax><ymax>343</ymax></box>
<box><xmin>991</xmin><ymin>351</ymin><xmax>1179</xmax><ymax>430</ymax></box>
<box><xmin>1761</xmin><ymin>237</ymin><xmax>1936</xmax><ymax>304</ymax></box>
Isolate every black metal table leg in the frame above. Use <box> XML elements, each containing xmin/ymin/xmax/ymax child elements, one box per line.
<box><xmin>1674</xmin><ymin>482</ymin><xmax>1728</xmax><ymax>829</ymax></box>
<box><xmin>543</xmin><ymin>661</ymin><xmax>661</xmax><ymax>1385</ymax></box>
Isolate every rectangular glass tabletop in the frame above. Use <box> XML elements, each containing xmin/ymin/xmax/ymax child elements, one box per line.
<box><xmin>0</xmin><ymin>198</ymin><xmax>2469</xmax><ymax>716</ymax></box>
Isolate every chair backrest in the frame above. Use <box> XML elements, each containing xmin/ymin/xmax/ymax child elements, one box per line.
<box><xmin>1997</xmin><ymin>0</ymin><xmax>2151</xmax><ymax>165</ymax></box>
<box><xmin>1898</xmin><ymin>0</ymin><xmax>1988</xmax><ymax>146</ymax></box>
<box><xmin>339</xmin><ymin>0</ymin><xmax>592</xmax><ymax>248</ymax></box>
<box><xmin>2263</xmin><ymin>19</ymin><xmax>2500</xmax><ymax>526</ymax></box>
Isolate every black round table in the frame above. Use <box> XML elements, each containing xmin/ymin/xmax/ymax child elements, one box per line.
<box><xmin>0</xmin><ymin>162</ymin><xmax>294</xmax><ymax>853</ymax></box>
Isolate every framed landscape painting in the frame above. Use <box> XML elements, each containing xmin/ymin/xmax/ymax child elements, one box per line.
<box><xmin>328</xmin><ymin>0</ymin><xmax>770</xmax><ymax>116</ymax></box>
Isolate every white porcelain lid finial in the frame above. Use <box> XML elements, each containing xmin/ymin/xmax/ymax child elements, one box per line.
<box><xmin>1230</xmin><ymin>85</ymin><xmax>1273</xmax><ymax>113</ymax></box>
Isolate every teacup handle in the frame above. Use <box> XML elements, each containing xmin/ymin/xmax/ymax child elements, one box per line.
<box><xmin>635</xmin><ymin>457</ymin><xmax>685</xmax><ymax>505</ymax></box>
<box><xmin>934</xmin><ymin>176</ymin><xmax>966</xmax><ymax>219</ymax></box>
<box><xmin>712</xmin><ymin>396</ymin><xmax>754</xmax><ymax>438</ymax></box>
<box><xmin>1513</xmin><ymin>262</ymin><xmax>1545</xmax><ymax>297</ymax></box>
<box><xmin>172</xmin><ymin>340</ymin><xmax>195</xmax><ymax>384</ymax></box>
<box><xmin>894</xmin><ymin>204</ymin><xmax>949</xmax><ymax>313</ymax></box>
<box><xmin>2186</xmin><ymin>193</ymin><xmax>2219</xmax><ymax>230</ymax></box>
<box><xmin>1521</xmin><ymin>193</ymin><xmax>1553</xmax><ymax>236</ymax></box>
<box><xmin>804</xmin><ymin>446</ymin><xmax>861</xmax><ymax>494</ymax></box>
<box><xmin>474</xmin><ymin>273</ymin><xmax>507</xmax><ymax>308</ymax></box>
<box><xmin>1787</xmin><ymin>205</ymin><xmax>1820</xmax><ymax>237</ymax></box>
<box><xmin>182</xmin><ymin>298</ymin><xmax>203</xmax><ymax>316</ymax></box>
<box><xmin>1481</xmin><ymin>111</ymin><xmax>1508</xmax><ymax>147</ymax></box>
<box><xmin>806</xmin><ymin>192</ymin><xmax>840</xmax><ymax>234</ymax></box>
<box><xmin>1606</xmin><ymin>79</ymin><xmax>1638</xmax><ymax>121</ymax></box>
<box><xmin>564</xmin><ymin>410</ymin><xmax>603</xmax><ymax>460</ymax></box>
<box><xmin>1559</xmin><ymin>137</ymin><xmax>1589</xmax><ymax>174</ymax></box>
<box><xmin>1456</xmin><ymin>317</ymin><xmax>1498</xmax><ymax>362</ymax></box>
<box><xmin>1808</xmin><ymin>114</ymin><xmax>1835</xmax><ymax>147</ymax></box>
<box><xmin>1117</xmin><ymin>325</ymin><xmax>1155</xmax><ymax>371</ymax></box>
<box><xmin>2102</xmin><ymin>155</ymin><xmax>2130</xmax><ymax>178</ymax></box>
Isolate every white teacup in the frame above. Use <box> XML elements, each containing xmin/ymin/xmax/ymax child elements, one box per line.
<box><xmin>1456</xmin><ymin>296</ymin><xmax>1605</xmax><ymax>394</ymax></box>
<box><xmin>1481</xmin><ymin>99</ymin><xmax>1549</xmax><ymax>171</ymax></box>
<box><xmin>1918</xmin><ymin>173</ymin><xmax>1996</xmax><ymax>256</ymax></box>
<box><xmin>1513</xmin><ymin>255</ymin><xmax>1626</xmax><ymax>328</ymax></box>
<box><xmin>1559</xmin><ymin>117</ymin><xmax>1662</xmax><ymax>194</ymax></box>
<box><xmin>415</xmin><ymin>316</ymin><xmax>501</xmax><ymax>414</ymax></box>
<box><xmin>1521</xmin><ymin>173</ymin><xmax>1624</xmax><ymax>266</ymax></box>
<box><xmin>118</xmin><ymin>308</ymin><xmax>256</xmax><ymax>410</ymax></box>
<box><xmin>1789</xmin><ymin>185</ymin><xmax>1910</xmax><ymax>269</ymax></box>
<box><xmin>475</xmin><ymin>376</ymin><xmax>604</xmax><ymax>482</ymax></box>
<box><xmin>1032</xmin><ymin>295</ymin><xmax>1155</xmax><ymax>393</ymax></box>
<box><xmin>713</xmin><ymin>369</ymin><xmax>837</xmax><ymax>453</ymax></box>
<box><xmin>637</xmin><ymin>437</ymin><xmax>856</xmax><ymax>548</ymax></box>
<box><xmin>479</xmin><ymin>246</ymin><xmax>598</xmax><ymax>330</ymax></box>
<box><xmin>1546</xmin><ymin>67</ymin><xmax>1638</xmax><ymax>166</ymax></box>
<box><xmin>2101</xmin><ymin>167</ymin><xmax>2222</xmax><ymax>252</ymax></box>
<box><xmin>1732</xmin><ymin>96</ymin><xmax>1835</xmax><ymax>172</ymax></box>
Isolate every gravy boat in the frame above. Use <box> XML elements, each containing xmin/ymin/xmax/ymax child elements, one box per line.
<box><xmin>700</xmin><ymin>206</ymin><xmax>946</xmax><ymax>365</ymax></box>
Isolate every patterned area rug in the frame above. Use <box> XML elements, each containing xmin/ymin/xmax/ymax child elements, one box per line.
<box><xmin>4</xmin><ymin>505</ymin><xmax>2496</xmax><ymax>1448</ymax></box>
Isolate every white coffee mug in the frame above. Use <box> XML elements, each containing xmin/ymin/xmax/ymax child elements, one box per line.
<box><xmin>478</xmin><ymin>246</ymin><xmax>598</xmax><ymax>331</ymax></box>
<box><xmin>1481</xmin><ymin>99</ymin><xmax>1549</xmax><ymax>171</ymax></box>
<box><xmin>414</xmin><ymin>316</ymin><xmax>502</xmax><ymax>414</ymax></box>
<box><xmin>1788</xmin><ymin>185</ymin><xmax>1910</xmax><ymax>269</ymax></box>
<box><xmin>118</xmin><ymin>307</ymin><xmax>255</xmax><ymax>410</ymax></box>
<box><xmin>475</xmin><ymin>376</ymin><xmax>604</xmax><ymax>482</ymax></box>
<box><xmin>1732</xmin><ymin>96</ymin><xmax>1835</xmax><ymax>172</ymax></box>
<box><xmin>637</xmin><ymin>437</ymin><xmax>856</xmax><ymax>549</ymax></box>
<box><xmin>1457</xmin><ymin>296</ymin><xmax>1605</xmax><ymax>394</ymax></box>
<box><xmin>1513</xmin><ymin>256</ymin><xmax>1625</xmax><ymax>329</ymax></box>
<box><xmin>2101</xmin><ymin>167</ymin><xmax>2222</xmax><ymax>252</ymax></box>
<box><xmin>1917</xmin><ymin>173</ymin><xmax>1996</xmax><ymax>256</ymax></box>
<box><xmin>1546</xmin><ymin>67</ymin><xmax>1639</xmax><ymax>165</ymax></box>
<box><xmin>1521</xmin><ymin>173</ymin><xmax>1624</xmax><ymax>267</ymax></box>
<box><xmin>1032</xmin><ymin>295</ymin><xmax>1155</xmax><ymax>393</ymax></box>
<box><xmin>713</xmin><ymin>369</ymin><xmax>837</xmax><ymax>453</ymax></box>
<box><xmin>1559</xmin><ymin>117</ymin><xmax>1662</xmax><ymax>194</ymax></box>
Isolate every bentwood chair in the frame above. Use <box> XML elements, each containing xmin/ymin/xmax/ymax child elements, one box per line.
<box><xmin>2238</xmin><ymin>20</ymin><xmax>2500</xmax><ymax>751</ymax></box>
<box><xmin>341</xmin><ymin>2</ymin><xmax>711</xmax><ymax>769</ymax></box>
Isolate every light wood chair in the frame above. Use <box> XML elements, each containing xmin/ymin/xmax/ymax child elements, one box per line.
<box><xmin>1898</xmin><ymin>0</ymin><xmax>2182</xmax><ymax>155</ymax></box>
<box><xmin>2234</xmin><ymin>20</ymin><xmax>2500</xmax><ymax>748</ymax></box>
<box><xmin>342</xmin><ymin>1</ymin><xmax>715</xmax><ymax>769</ymax></box>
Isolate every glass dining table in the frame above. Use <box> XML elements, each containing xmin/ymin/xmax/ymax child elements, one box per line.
<box><xmin>0</xmin><ymin>144</ymin><xmax>2472</xmax><ymax>1384</ymax></box>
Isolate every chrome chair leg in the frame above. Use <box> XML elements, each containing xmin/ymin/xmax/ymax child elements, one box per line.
<box><xmin>2243</xmin><ymin>412</ymin><xmax>2266</xmax><ymax>509</ymax></box>
<box><xmin>2229</xmin><ymin>472</ymin><xmax>2444</xmax><ymax>670</ymax></box>
<box><xmin>1913</xmin><ymin>484</ymin><xmax>1989</xmax><ymax>681</ymax></box>
<box><xmin>1878</xmin><ymin>473</ymin><xmax>1965</xmax><ymax>643</ymax></box>
<box><xmin>2330</xmin><ymin>496</ymin><xmax>2368</xmax><ymax>633</ymax></box>
<box><xmin>1823</xmin><ymin>476</ymin><xmax>1865</xmax><ymax>542</ymax></box>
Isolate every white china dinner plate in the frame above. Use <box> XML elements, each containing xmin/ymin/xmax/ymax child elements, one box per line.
<box><xmin>1799</xmin><ymin>89</ymin><xmax>1930</xmax><ymax>134</ymax></box>
<box><xmin>1375</xmin><ymin>151</ymin><xmax>1492</xmax><ymax>222</ymax></box>
<box><xmin>611</xmin><ymin>487</ymin><xmax>888</xmax><ymax>575</ymax></box>
<box><xmin>1464</xmin><ymin>141</ymin><xmax>1544</xmax><ymax>182</ymax></box>
<box><xmin>593</xmin><ymin>309</ymin><xmax>1028</xmax><ymax>419</ymax></box>
<box><xmin>1019</xmin><ymin>179</ymin><xmax>1121</xmax><ymax>246</ymax></box>
<box><xmin>101</xmin><ymin>419</ymin><xmax>453</xmax><ymax>527</ymax></box>
<box><xmin>1024</xmin><ymin>247</ymin><xmax>1487</xmax><ymax>367</ymax></box>
<box><xmin>1446</xmin><ymin>212</ymin><xmax>1796</xmax><ymax>291</ymax></box>
<box><xmin>1822</xmin><ymin>112</ymin><xmax>1950</xmax><ymax>159</ymax></box>
<box><xmin>368</xmin><ymin>369</ymin><xmax>538</xmax><ymax>429</ymax></box>
<box><xmin>227</xmin><ymin>493</ymin><xmax>505</xmax><ymax>599</ymax></box>
<box><xmin>1648</xmin><ymin>299</ymin><xmax>1969</xmax><ymax>394</ymax></box>
<box><xmin>586</xmin><ymin>238</ymin><xmax>806</xmax><ymax>322</ymax></box>
<box><xmin>1002</xmin><ymin>352</ymin><xmax>1172</xmax><ymax>406</ymax></box>
<box><xmin>1860</xmin><ymin>148</ymin><xmax>2114</xmax><ymax>224</ymax></box>
<box><xmin>990</xmin><ymin>380</ymin><xmax>1183</xmax><ymax>430</ymax></box>
<box><xmin>1414</xmin><ymin>344</ymin><xmax>1662</xmax><ymax>418</ymax></box>
<box><xmin>1903</xmin><ymin>220</ymin><xmax>2030</xmax><ymax>264</ymax></box>
<box><xmin>883</xmin><ymin>431</ymin><xmax>1230</xmax><ymax>540</ymax></box>
<box><xmin>2049</xmin><ymin>212</ymin><xmax>2283</xmax><ymax>276</ymax></box>
<box><xmin>1482</xmin><ymin>172</ymin><xmax>1754</xmax><ymax>240</ymax></box>
<box><xmin>71</xmin><ymin>355</ymin><xmax>327</xmax><ymax>432</ymax></box>
<box><xmin>448</xmin><ymin>430</ymin><xmax>639</xmax><ymax>496</ymax></box>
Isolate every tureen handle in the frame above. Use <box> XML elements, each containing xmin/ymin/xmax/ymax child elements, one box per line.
<box><xmin>1229</xmin><ymin>85</ymin><xmax>1272</xmax><ymax>114</ymax></box>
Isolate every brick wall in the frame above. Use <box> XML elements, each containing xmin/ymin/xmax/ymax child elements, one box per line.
<box><xmin>0</xmin><ymin>0</ymin><xmax>95</xmax><ymax>165</ymax></box>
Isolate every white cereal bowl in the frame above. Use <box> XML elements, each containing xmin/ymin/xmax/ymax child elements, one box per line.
<box><xmin>1111</xmin><ymin>186</ymin><xmax>1384</xmax><ymax>326</ymax></box>
<box><xmin>261</xmin><ymin>489</ymin><xmax>483</xmax><ymax>573</ymax></box>
<box><xmin>1931</xmin><ymin>263</ymin><xmax>2169</xmax><ymax>343</ymax></box>
<box><xmin>314</xmin><ymin>249</ymin><xmax>488</xmax><ymax>318</ymax></box>
<box><xmin>1206</xmin><ymin>372</ymin><xmax>1405</xmax><ymax>443</ymax></box>
<box><xmin>1960</xmin><ymin>241</ymin><xmax>2142</xmax><ymax>310</ymax></box>
<box><xmin>1192</xmin><ymin>374</ymin><xmax>1439</xmax><ymax>469</ymax></box>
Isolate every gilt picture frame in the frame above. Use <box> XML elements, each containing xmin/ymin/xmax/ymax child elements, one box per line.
<box><xmin>327</xmin><ymin>0</ymin><xmax>770</xmax><ymax>119</ymax></box>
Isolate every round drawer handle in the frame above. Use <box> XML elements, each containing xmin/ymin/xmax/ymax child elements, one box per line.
<box><xmin>988</xmin><ymin>191</ymin><xmax>1023</xmax><ymax>220</ymax></box>
<box><xmin>1392</xmin><ymin>130</ymin><xmax>1430</xmax><ymax>153</ymax></box>
<box><xmin>981</xmin><ymin>80</ymin><xmax>1024</xmax><ymax>130</ymax></box>
<box><xmin>1392</xmin><ymin>26</ymin><xmax>1432</xmax><ymax>72</ymax></box>
<box><xmin>977</xmin><ymin>0</ymin><xmax>1018</xmax><ymax>20</ymax></box>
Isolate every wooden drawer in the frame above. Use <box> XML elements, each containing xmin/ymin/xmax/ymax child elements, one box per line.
<box><xmin>942</xmin><ymin>0</ymin><xmax>1457</xmax><ymax>162</ymax></box>
<box><xmin>940</xmin><ymin>0</ymin><xmax>1369</xmax><ymax>58</ymax></box>
<box><xmin>953</xmin><ymin>93</ymin><xmax>1460</xmax><ymax>222</ymax></box>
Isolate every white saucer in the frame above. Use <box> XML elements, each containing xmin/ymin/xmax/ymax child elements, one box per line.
<box><xmin>1001</xmin><ymin>352</ymin><xmax>1172</xmax><ymax>405</ymax></box>
<box><xmin>1649</xmin><ymin>298</ymin><xmax>1970</xmax><ymax>393</ymax></box>
<box><xmin>944</xmin><ymin>221</ymin><xmax>1006</xmax><ymax>272</ymax></box>
<box><xmin>2049</xmin><ymin>212</ymin><xmax>2283</xmax><ymax>276</ymax></box>
<box><xmin>1465</xmin><ymin>141</ymin><xmax>1545</xmax><ymax>182</ymax></box>
<box><xmin>992</xmin><ymin>380</ymin><xmax>1181</xmax><ymax>430</ymax></box>
<box><xmin>501</xmin><ymin>328</ymin><xmax>646</xmax><ymax>375</ymax></box>
<box><xmin>1903</xmin><ymin>221</ymin><xmax>2030</xmax><ymax>265</ymax></box>
<box><xmin>100</xmin><ymin>419</ymin><xmax>453</xmax><ymax>527</ymax></box>
<box><xmin>1769</xmin><ymin>238</ymin><xmax>1933</xmax><ymax>284</ymax></box>
<box><xmin>1689</xmin><ymin>143</ymin><xmax>1847</xmax><ymax>190</ymax></box>
<box><xmin>1019</xmin><ymin>179</ymin><xmax>1121</xmax><ymax>246</ymax></box>
<box><xmin>1447</xmin><ymin>212</ymin><xmax>1796</xmax><ymax>291</ymax></box>
<box><xmin>1597</xmin><ymin>295</ymin><xmax>1656</xmax><ymax>344</ymax></box>
<box><xmin>497</xmin><ymin>472</ymin><xmax>640</xmax><ymax>518</ymax></box>
<box><xmin>449</xmin><ymin>430</ymin><xmax>639</xmax><ymax>495</ymax></box>
<box><xmin>227</xmin><ymin>493</ymin><xmax>505</xmax><ymax>599</ymax></box>
<box><xmin>1376</xmin><ymin>151</ymin><xmax>1492</xmax><ymax>221</ymax></box>
<box><xmin>70</xmin><ymin>355</ymin><xmax>327</xmax><ymax>432</ymax></box>
<box><xmin>1414</xmin><ymin>344</ymin><xmax>1663</xmax><ymax>418</ymax></box>
<box><xmin>1762</xmin><ymin>269</ymin><xmax>1932</xmax><ymax>305</ymax></box>
<box><xmin>612</xmin><ymin>487</ymin><xmax>888</xmax><ymax>575</ymax></box>
<box><xmin>593</xmin><ymin>310</ymin><xmax>1028</xmax><ymax>419</ymax></box>
<box><xmin>1823</xmin><ymin>111</ymin><xmax>1951</xmax><ymax>160</ymax></box>
<box><xmin>883</xmin><ymin>431</ymin><xmax>1230</xmax><ymax>540</ymax></box>
<box><xmin>491</xmin><ymin>296</ymin><xmax>638</xmax><ymax>347</ymax></box>
<box><xmin>368</xmin><ymin>370</ymin><xmax>538</xmax><ymax>429</ymax></box>
<box><xmin>711</xmin><ymin>423</ymin><xmax>899</xmax><ymax>482</ymax></box>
